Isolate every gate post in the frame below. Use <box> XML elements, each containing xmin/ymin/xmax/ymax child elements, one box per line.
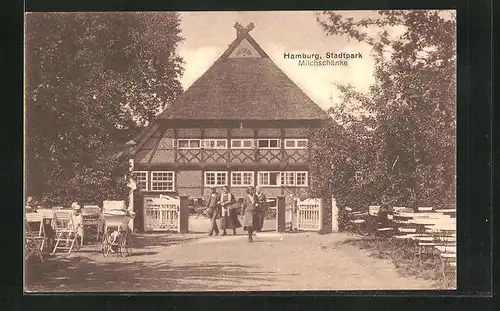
<box><xmin>331</xmin><ymin>196</ymin><xmax>339</xmax><ymax>232</ymax></box>
<box><xmin>276</xmin><ymin>196</ymin><xmax>286</xmax><ymax>233</ymax></box>
<box><xmin>179</xmin><ymin>196</ymin><xmax>189</xmax><ymax>233</ymax></box>
<box><xmin>319</xmin><ymin>198</ymin><xmax>324</xmax><ymax>231</ymax></box>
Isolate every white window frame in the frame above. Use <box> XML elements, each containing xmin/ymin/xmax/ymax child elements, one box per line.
<box><xmin>204</xmin><ymin>171</ymin><xmax>228</xmax><ymax>187</ymax></box>
<box><xmin>231</xmin><ymin>171</ymin><xmax>254</xmax><ymax>187</ymax></box>
<box><xmin>230</xmin><ymin>139</ymin><xmax>254</xmax><ymax>149</ymax></box>
<box><xmin>280</xmin><ymin>172</ymin><xmax>296</xmax><ymax>186</ymax></box>
<box><xmin>257</xmin><ymin>171</ymin><xmax>309</xmax><ymax>187</ymax></box>
<box><xmin>258</xmin><ymin>171</ymin><xmax>282</xmax><ymax>187</ymax></box>
<box><xmin>177</xmin><ymin>139</ymin><xmax>201</xmax><ymax>149</ymax></box>
<box><xmin>257</xmin><ymin>139</ymin><xmax>281</xmax><ymax>149</ymax></box>
<box><xmin>132</xmin><ymin>171</ymin><xmax>148</xmax><ymax>191</ymax></box>
<box><xmin>295</xmin><ymin>171</ymin><xmax>309</xmax><ymax>187</ymax></box>
<box><xmin>151</xmin><ymin>171</ymin><xmax>175</xmax><ymax>192</ymax></box>
<box><xmin>284</xmin><ymin>139</ymin><xmax>308</xmax><ymax>149</ymax></box>
<box><xmin>266</xmin><ymin>198</ymin><xmax>278</xmax><ymax>208</ymax></box>
<box><xmin>201</xmin><ymin>139</ymin><xmax>228</xmax><ymax>149</ymax></box>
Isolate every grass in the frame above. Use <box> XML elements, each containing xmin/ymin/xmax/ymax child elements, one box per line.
<box><xmin>347</xmin><ymin>236</ymin><xmax>456</xmax><ymax>289</ymax></box>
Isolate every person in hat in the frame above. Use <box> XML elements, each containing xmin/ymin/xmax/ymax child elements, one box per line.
<box><xmin>206</xmin><ymin>187</ymin><xmax>221</xmax><ymax>236</ymax></box>
<box><xmin>218</xmin><ymin>185</ymin><xmax>241</xmax><ymax>236</ymax></box>
<box><xmin>254</xmin><ymin>187</ymin><xmax>267</xmax><ymax>232</ymax></box>
<box><xmin>71</xmin><ymin>202</ymin><xmax>84</xmax><ymax>247</ymax></box>
<box><xmin>25</xmin><ymin>196</ymin><xmax>37</xmax><ymax>213</ymax></box>
<box><xmin>241</xmin><ymin>186</ymin><xmax>258</xmax><ymax>242</ymax></box>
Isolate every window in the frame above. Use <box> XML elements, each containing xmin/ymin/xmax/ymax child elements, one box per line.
<box><xmin>258</xmin><ymin>172</ymin><xmax>281</xmax><ymax>186</ymax></box>
<box><xmin>231</xmin><ymin>139</ymin><xmax>254</xmax><ymax>149</ymax></box>
<box><xmin>231</xmin><ymin>171</ymin><xmax>254</xmax><ymax>187</ymax></box>
<box><xmin>205</xmin><ymin>171</ymin><xmax>228</xmax><ymax>187</ymax></box>
<box><xmin>257</xmin><ymin>139</ymin><xmax>280</xmax><ymax>149</ymax></box>
<box><xmin>267</xmin><ymin>198</ymin><xmax>278</xmax><ymax>208</ymax></box>
<box><xmin>284</xmin><ymin>139</ymin><xmax>308</xmax><ymax>149</ymax></box>
<box><xmin>151</xmin><ymin>171</ymin><xmax>175</xmax><ymax>191</ymax></box>
<box><xmin>177</xmin><ymin>139</ymin><xmax>200</xmax><ymax>149</ymax></box>
<box><xmin>202</xmin><ymin>139</ymin><xmax>227</xmax><ymax>149</ymax></box>
<box><xmin>280</xmin><ymin>172</ymin><xmax>295</xmax><ymax>186</ymax></box>
<box><xmin>132</xmin><ymin>171</ymin><xmax>148</xmax><ymax>191</ymax></box>
<box><xmin>296</xmin><ymin>172</ymin><xmax>308</xmax><ymax>186</ymax></box>
<box><xmin>257</xmin><ymin>171</ymin><xmax>308</xmax><ymax>187</ymax></box>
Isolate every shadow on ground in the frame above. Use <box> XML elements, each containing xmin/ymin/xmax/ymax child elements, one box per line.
<box><xmin>132</xmin><ymin>233</ymin><xmax>200</xmax><ymax>249</ymax></box>
<box><xmin>26</xmin><ymin>256</ymin><xmax>277</xmax><ymax>292</ymax></box>
<box><xmin>25</xmin><ymin>233</ymin><xmax>280</xmax><ymax>292</ymax></box>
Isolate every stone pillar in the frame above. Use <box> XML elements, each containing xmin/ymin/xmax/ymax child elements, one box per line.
<box><xmin>179</xmin><ymin>196</ymin><xmax>189</xmax><ymax>233</ymax></box>
<box><xmin>319</xmin><ymin>197</ymin><xmax>325</xmax><ymax>231</ymax></box>
<box><xmin>331</xmin><ymin>196</ymin><xmax>339</xmax><ymax>232</ymax></box>
<box><xmin>276</xmin><ymin>196</ymin><xmax>286</xmax><ymax>233</ymax></box>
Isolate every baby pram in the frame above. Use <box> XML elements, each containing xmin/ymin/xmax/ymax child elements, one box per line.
<box><xmin>101</xmin><ymin>201</ymin><xmax>135</xmax><ymax>257</ymax></box>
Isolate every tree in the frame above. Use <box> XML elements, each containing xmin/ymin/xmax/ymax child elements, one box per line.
<box><xmin>310</xmin><ymin>10</ymin><xmax>456</xmax><ymax>214</ymax></box>
<box><xmin>25</xmin><ymin>12</ymin><xmax>184</xmax><ymax>205</ymax></box>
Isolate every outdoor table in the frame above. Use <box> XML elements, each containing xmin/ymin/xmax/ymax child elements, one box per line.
<box><xmin>408</xmin><ymin>218</ymin><xmax>439</xmax><ymax>234</ymax></box>
<box><xmin>434</xmin><ymin>209</ymin><xmax>456</xmax><ymax>214</ymax></box>
<box><xmin>432</xmin><ymin>222</ymin><xmax>456</xmax><ymax>232</ymax></box>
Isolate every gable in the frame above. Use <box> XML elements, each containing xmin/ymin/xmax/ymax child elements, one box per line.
<box><xmin>156</xmin><ymin>23</ymin><xmax>330</xmax><ymax>121</ymax></box>
<box><xmin>228</xmin><ymin>38</ymin><xmax>262</xmax><ymax>59</ymax></box>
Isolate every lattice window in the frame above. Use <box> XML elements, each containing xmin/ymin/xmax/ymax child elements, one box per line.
<box><xmin>205</xmin><ymin>171</ymin><xmax>228</xmax><ymax>187</ymax></box>
<box><xmin>132</xmin><ymin>171</ymin><xmax>148</xmax><ymax>191</ymax></box>
<box><xmin>257</xmin><ymin>139</ymin><xmax>281</xmax><ymax>149</ymax></box>
<box><xmin>151</xmin><ymin>171</ymin><xmax>175</xmax><ymax>191</ymax></box>
<box><xmin>296</xmin><ymin>172</ymin><xmax>308</xmax><ymax>186</ymax></box>
<box><xmin>257</xmin><ymin>171</ymin><xmax>308</xmax><ymax>187</ymax></box>
<box><xmin>258</xmin><ymin>172</ymin><xmax>280</xmax><ymax>186</ymax></box>
<box><xmin>231</xmin><ymin>139</ymin><xmax>254</xmax><ymax>149</ymax></box>
<box><xmin>280</xmin><ymin>172</ymin><xmax>295</xmax><ymax>186</ymax></box>
<box><xmin>177</xmin><ymin>139</ymin><xmax>200</xmax><ymax>149</ymax></box>
<box><xmin>284</xmin><ymin>139</ymin><xmax>308</xmax><ymax>149</ymax></box>
<box><xmin>231</xmin><ymin>171</ymin><xmax>254</xmax><ymax>187</ymax></box>
<box><xmin>202</xmin><ymin>139</ymin><xmax>227</xmax><ymax>149</ymax></box>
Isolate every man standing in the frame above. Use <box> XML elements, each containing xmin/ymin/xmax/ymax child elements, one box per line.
<box><xmin>254</xmin><ymin>187</ymin><xmax>267</xmax><ymax>232</ymax></box>
<box><xmin>206</xmin><ymin>187</ymin><xmax>221</xmax><ymax>236</ymax></box>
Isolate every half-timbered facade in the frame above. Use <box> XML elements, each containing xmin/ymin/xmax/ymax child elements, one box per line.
<box><xmin>130</xmin><ymin>23</ymin><xmax>330</xmax><ymax>231</ymax></box>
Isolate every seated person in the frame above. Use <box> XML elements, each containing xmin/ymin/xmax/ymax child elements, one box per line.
<box><xmin>71</xmin><ymin>202</ymin><xmax>84</xmax><ymax>247</ymax></box>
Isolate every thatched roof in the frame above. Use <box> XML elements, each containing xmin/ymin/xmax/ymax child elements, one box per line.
<box><xmin>157</xmin><ymin>23</ymin><xmax>329</xmax><ymax>121</ymax></box>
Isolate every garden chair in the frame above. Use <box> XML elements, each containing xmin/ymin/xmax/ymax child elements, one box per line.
<box><xmin>25</xmin><ymin>218</ymin><xmax>45</xmax><ymax>262</ymax></box>
<box><xmin>51</xmin><ymin>210</ymin><xmax>80</xmax><ymax>255</ymax></box>
<box><xmin>82</xmin><ymin>205</ymin><xmax>103</xmax><ymax>242</ymax></box>
<box><xmin>437</xmin><ymin>245</ymin><xmax>456</xmax><ymax>287</ymax></box>
<box><xmin>345</xmin><ymin>207</ymin><xmax>368</xmax><ymax>234</ymax></box>
<box><xmin>25</xmin><ymin>212</ymin><xmax>46</xmax><ymax>251</ymax></box>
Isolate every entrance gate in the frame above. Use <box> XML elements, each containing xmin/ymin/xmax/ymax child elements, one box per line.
<box><xmin>296</xmin><ymin>198</ymin><xmax>323</xmax><ymax>231</ymax></box>
<box><xmin>143</xmin><ymin>195</ymin><xmax>180</xmax><ymax>232</ymax></box>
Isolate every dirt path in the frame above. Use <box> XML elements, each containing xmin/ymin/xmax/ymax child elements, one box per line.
<box><xmin>25</xmin><ymin>231</ymin><xmax>434</xmax><ymax>292</ymax></box>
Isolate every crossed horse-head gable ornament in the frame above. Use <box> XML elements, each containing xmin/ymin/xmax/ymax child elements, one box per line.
<box><xmin>234</xmin><ymin>22</ymin><xmax>255</xmax><ymax>36</ymax></box>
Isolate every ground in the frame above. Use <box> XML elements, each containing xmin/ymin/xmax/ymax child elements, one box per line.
<box><xmin>25</xmin><ymin>220</ymin><xmax>435</xmax><ymax>292</ymax></box>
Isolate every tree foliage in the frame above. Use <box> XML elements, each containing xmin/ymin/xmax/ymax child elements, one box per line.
<box><xmin>25</xmin><ymin>12</ymin><xmax>184</xmax><ymax>205</ymax></box>
<box><xmin>310</xmin><ymin>10</ymin><xmax>456</xmax><ymax>217</ymax></box>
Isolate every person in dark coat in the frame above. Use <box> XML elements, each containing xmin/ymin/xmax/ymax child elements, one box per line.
<box><xmin>254</xmin><ymin>187</ymin><xmax>267</xmax><ymax>232</ymax></box>
<box><xmin>218</xmin><ymin>186</ymin><xmax>241</xmax><ymax>236</ymax></box>
<box><xmin>241</xmin><ymin>186</ymin><xmax>258</xmax><ymax>242</ymax></box>
<box><xmin>206</xmin><ymin>187</ymin><xmax>221</xmax><ymax>236</ymax></box>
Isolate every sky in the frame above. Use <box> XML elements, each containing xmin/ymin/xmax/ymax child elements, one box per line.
<box><xmin>176</xmin><ymin>11</ymin><xmax>379</xmax><ymax>112</ymax></box>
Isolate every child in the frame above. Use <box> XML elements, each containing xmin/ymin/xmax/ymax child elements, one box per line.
<box><xmin>71</xmin><ymin>202</ymin><xmax>84</xmax><ymax>247</ymax></box>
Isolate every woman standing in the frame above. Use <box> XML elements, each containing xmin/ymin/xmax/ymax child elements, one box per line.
<box><xmin>218</xmin><ymin>186</ymin><xmax>241</xmax><ymax>236</ymax></box>
<box><xmin>241</xmin><ymin>186</ymin><xmax>257</xmax><ymax>242</ymax></box>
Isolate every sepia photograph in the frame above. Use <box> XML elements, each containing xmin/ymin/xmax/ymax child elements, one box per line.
<box><xmin>24</xmin><ymin>10</ymin><xmax>457</xmax><ymax>292</ymax></box>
